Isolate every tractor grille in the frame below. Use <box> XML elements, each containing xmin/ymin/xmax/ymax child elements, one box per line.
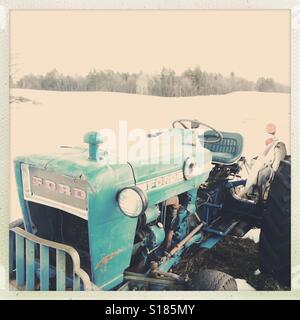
<box><xmin>28</xmin><ymin>202</ymin><xmax>91</xmax><ymax>275</ymax></box>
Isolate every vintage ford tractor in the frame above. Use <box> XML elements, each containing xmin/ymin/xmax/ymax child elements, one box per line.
<box><xmin>9</xmin><ymin>119</ymin><xmax>291</xmax><ymax>291</ymax></box>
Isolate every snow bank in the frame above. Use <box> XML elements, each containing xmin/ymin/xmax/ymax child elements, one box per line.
<box><xmin>236</xmin><ymin>279</ymin><xmax>256</xmax><ymax>291</ymax></box>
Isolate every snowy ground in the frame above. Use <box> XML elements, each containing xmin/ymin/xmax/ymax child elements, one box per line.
<box><xmin>9</xmin><ymin>89</ymin><xmax>290</xmax><ymax>290</ymax></box>
<box><xmin>236</xmin><ymin>279</ymin><xmax>256</xmax><ymax>291</ymax></box>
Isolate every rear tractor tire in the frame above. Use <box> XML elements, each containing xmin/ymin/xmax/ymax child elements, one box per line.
<box><xmin>259</xmin><ymin>156</ymin><xmax>291</xmax><ymax>287</ymax></box>
<box><xmin>189</xmin><ymin>269</ymin><xmax>238</xmax><ymax>291</ymax></box>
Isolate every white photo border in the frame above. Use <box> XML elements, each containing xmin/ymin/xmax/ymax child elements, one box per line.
<box><xmin>0</xmin><ymin>0</ymin><xmax>299</xmax><ymax>299</ymax></box>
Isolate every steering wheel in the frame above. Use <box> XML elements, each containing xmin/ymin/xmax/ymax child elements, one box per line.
<box><xmin>172</xmin><ymin>119</ymin><xmax>223</xmax><ymax>143</ymax></box>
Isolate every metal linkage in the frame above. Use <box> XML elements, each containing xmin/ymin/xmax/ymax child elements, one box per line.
<box><xmin>123</xmin><ymin>271</ymin><xmax>187</xmax><ymax>291</ymax></box>
<box><xmin>204</xmin><ymin>221</ymin><xmax>239</xmax><ymax>236</ymax></box>
<box><xmin>167</xmin><ymin>222</ymin><xmax>204</xmax><ymax>258</ymax></box>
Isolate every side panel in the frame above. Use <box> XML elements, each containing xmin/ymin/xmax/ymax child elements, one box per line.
<box><xmin>132</xmin><ymin>148</ymin><xmax>213</xmax><ymax>206</ymax></box>
<box><xmin>87</xmin><ymin>164</ymin><xmax>138</xmax><ymax>290</ymax></box>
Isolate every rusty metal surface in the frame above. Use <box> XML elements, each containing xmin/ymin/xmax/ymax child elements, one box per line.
<box><xmin>95</xmin><ymin>249</ymin><xmax>124</xmax><ymax>269</ymax></box>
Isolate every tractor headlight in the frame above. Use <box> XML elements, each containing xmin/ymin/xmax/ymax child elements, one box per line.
<box><xmin>183</xmin><ymin>157</ymin><xmax>198</xmax><ymax>180</ymax></box>
<box><xmin>117</xmin><ymin>186</ymin><xmax>148</xmax><ymax>217</ymax></box>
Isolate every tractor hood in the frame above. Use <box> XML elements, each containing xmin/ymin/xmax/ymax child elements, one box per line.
<box><xmin>14</xmin><ymin>128</ymin><xmax>213</xmax><ymax>216</ymax></box>
<box><xmin>14</xmin><ymin>146</ymin><xmax>136</xmax><ymax>222</ymax></box>
<box><xmin>14</xmin><ymin>146</ymin><xmax>135</xmax><ymax>193</ymax></box>
<box><xmin>126</xmin><ymin>128</ymin><xmax>213</xmax><ymax>205</ymax></box>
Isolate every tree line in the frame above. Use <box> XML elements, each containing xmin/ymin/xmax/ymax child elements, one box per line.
<box><xmin>14</xmin><ymin>67</ymin><xmax>290</xmax><ymax>96</ymax></box>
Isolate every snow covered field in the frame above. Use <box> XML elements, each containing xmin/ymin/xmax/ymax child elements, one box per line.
<box><xmin>10</xmin><ymin>89</ymin><xmax>290</xmax><ymax>222</ymax></box>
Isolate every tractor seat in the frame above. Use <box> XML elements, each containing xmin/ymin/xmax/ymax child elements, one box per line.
<box><xmin>203</xmin><ymin>131</ymin><xmax>244</xmax><ymax>165</ymax></box>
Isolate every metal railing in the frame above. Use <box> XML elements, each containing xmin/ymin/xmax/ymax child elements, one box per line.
<box><xmin>9</xmin><ymin>227</ymin><xmax>92</xmax><ymax>291</ymax></box>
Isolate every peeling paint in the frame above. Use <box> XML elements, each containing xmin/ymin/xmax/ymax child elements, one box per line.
<box><xmin>95</xmin><ymin>249</ymin><xmax>124</xmax><ymax>269</ymax></box>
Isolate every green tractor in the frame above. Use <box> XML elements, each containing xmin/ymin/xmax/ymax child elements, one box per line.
<box><xmin>9</xmin><ymin>119</ymin><xmax>290</xmax><ymax>291</ymax></box>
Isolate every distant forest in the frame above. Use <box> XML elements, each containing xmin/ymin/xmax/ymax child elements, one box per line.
<box><xmin>13</xmin><ymin>67</ymin><xmax>290</xmax><ymax>97</ymax></box>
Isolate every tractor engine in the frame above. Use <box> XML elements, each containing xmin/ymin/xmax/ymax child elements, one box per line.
<box><xmin>129</xmin><ymin>192</ymin><xmax>200</xmax><ymax>273</ymax></box>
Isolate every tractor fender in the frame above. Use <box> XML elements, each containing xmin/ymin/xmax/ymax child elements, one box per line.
<box><xmin>244</xmin><ymin>140</ymin><xmax>287</xmax><ymax>196</ymax></box>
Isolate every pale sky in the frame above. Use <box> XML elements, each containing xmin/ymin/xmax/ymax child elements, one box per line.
<box><xmin>10</xmin><ymin>10</ymin><xmax>290</xmax><ymax>85</ymax></box>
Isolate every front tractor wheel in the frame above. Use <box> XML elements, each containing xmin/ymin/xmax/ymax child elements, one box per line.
<box><xmin>259</xmin><ymin>156</ymin><xmax>291</xmax><ymax>287</ymax></box>
<box><xmin>189</xmin><ymin>269</ymin><xmax>238</xmax><ymax>291</ymax></box>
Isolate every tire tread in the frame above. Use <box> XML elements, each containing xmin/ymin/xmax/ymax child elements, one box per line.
<box><xmin>259</xmin><ymin>156</ymin><xmax>291</xmax><ymax>286</ymax></box>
